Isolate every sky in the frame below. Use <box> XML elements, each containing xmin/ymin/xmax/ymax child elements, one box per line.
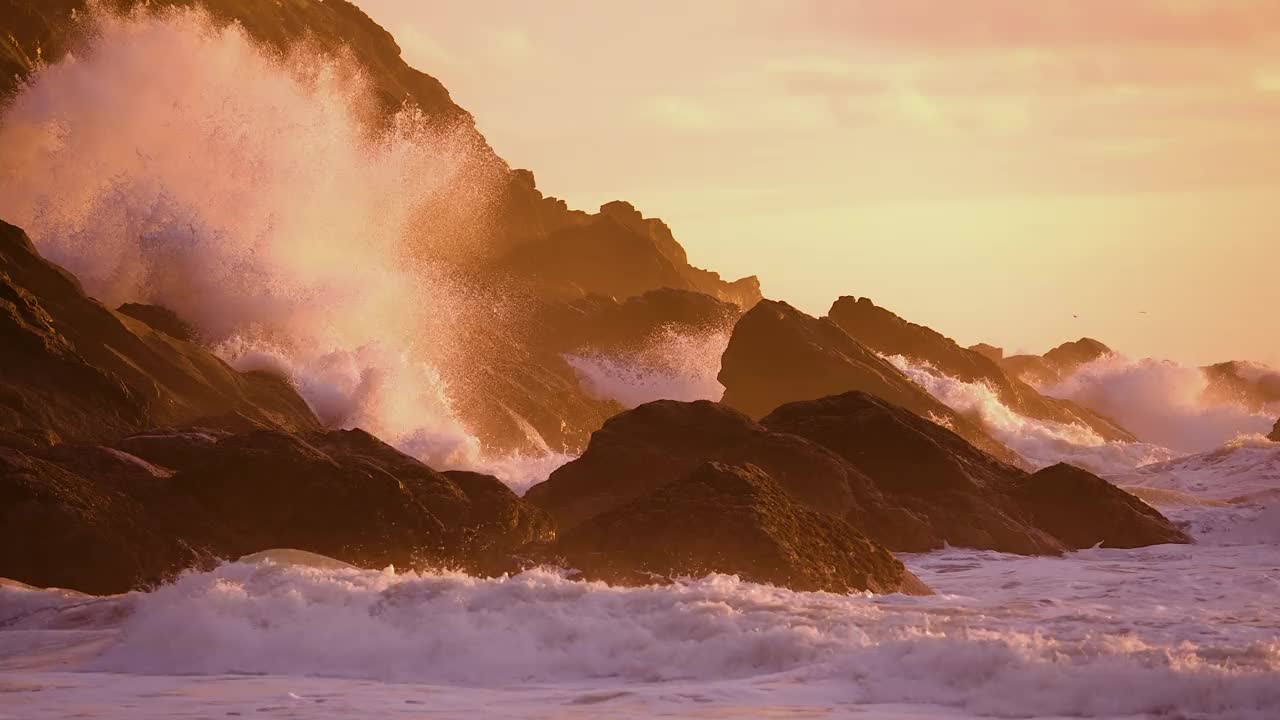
<box><xmin>359</xmin><ymin>0</ymin><xmax>1280</xmax><ymax>366</ymax></box>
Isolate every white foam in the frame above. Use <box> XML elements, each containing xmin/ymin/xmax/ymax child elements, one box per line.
<box><xmin>1043</xmin><ymin>355</ymin><xmax>1276</xmax><ymax>454</ymax></box>
<box><xmin>883</xmin><ymin>354</ymin><xmax>1176</xmax><ymax>474</ymax></box>
<box><xmin>566</xmin><ymin>326</ymin><xmax>730</xmax><ymax>408</ymax></box>
<box><xmin>2</xmin><ymin>537</ymin><xmax>1277</xmax><ymax>719</ymax></box>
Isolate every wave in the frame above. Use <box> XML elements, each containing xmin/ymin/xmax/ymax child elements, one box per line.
<box><xmin>0</xmin><ymin>8</ymin><xmax>544</xmax><ymax>479</ymax></box>
<box><xmin>883</xmin><ymin>354</ymin><xmax>1175</xmax><ymax>475</ymax></box>
<box><xmin>2</xmin><ymin>553</ymin><xmax>1277</xmax><ymax>718</ymax></box>
<box><xmin>1043</xmin><ymin>356</ymin><xmax>1276</xmax><ymax>454</ymax></box>
<box><xmin>565</xmin><ymin>327</ymin><xmax>730</xmax><ymax>408</ymax></box>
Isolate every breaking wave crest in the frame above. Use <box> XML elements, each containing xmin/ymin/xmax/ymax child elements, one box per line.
<box><xmin>1043</xmin><ymin>356</ymin><xmax>1276</xmax><ymax>454</ymax></box>
<box><xmin>3</xmin><ymin>553</ymin><xmax>1277</xmax><ymax>718</ymax></box>
<box><xmin>883</xmin><ymin>354</ymin><xmax>1175</xmax><ymax>475</ymax></box>
<box><xmin>565</xmin><ymin>327</ymin><xmax>731</xmax><ymax>408</ymax></box>
<box><xmin>0</xmin><ymin>8</ymin><xmax>531</xmax><ymax>476</ymax></box>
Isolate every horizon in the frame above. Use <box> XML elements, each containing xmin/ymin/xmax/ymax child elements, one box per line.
<box><xmin>361</xmin><ymin>0</ymin><xmax>1280</xmax><ymax>367</ymax></box>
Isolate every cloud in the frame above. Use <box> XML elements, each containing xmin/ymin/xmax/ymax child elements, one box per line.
<box><xmin>794</xmin><ymin>0</ymin><xmax>1280</xmax><ymax>50</ymax></box>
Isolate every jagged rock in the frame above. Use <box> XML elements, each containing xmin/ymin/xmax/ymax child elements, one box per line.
<box><xmin>526</xmin><ymin>392</ymin><xmax>1188</xmax><ymax>555</ymax></box>
<box><xmin>1269</xmin><ymin>419</ymin><xmax>1279</xmax><ymax>443</ymax></box>
<box><xmin>550</xmin><ymin>461</ymin><xmax>930</xmax><ymax>594</ymax></box>
<box><xmin>0</xmin><ymin>220</ymin><xmax>319</xmax><ymax>443</ymax></box>
<box><xmin>1003</xmin><ymin>338</ymin><xmax>1112</xmax><ymax>386</ymax></box>
<box><xmin>826</xmin><ymin>296</ymin><xmax>1134</xmax><ymax>441</ymax></box>
<box><xmin>717</xmin><ymin>299</ymin><xmax>1020</xmax><ymax>464</ymax></box>
<box><xmin>0</xmin><ymin>427</ymin><xmax>554</xmax><ymax>593</ymax></box>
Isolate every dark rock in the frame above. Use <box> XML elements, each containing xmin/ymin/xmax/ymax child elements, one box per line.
<box><xmin>525</xmin><ymin>399</ymin><xmax>872</xmax><ymax>531</ymax></box>
<box><xmin>1008</xmin><ymin>463</ymin><xmax>1190</xmax><ymax>548</ymax></box>
<box><xmin>826</xmin><ymin>297</ymin><xmax>1134</xmax><ymax>441</ymax></box>
<box><xmin>117</xmin><ymin>303</ymin><xmax>197</xmax><ymax>342</ymax></box>
<box><xmin>1269</xmin><ymin>419</ymin><xmax>1279</xmax><ymax>443</ymax></box>
<box><xmin>527</xmin><ymin>392</ymin><xmax>1188</xmax><ymax>556</ymax></box>
<box><xmin>0</xmin><ymin>446</ymin><xmax>204</xmax><ymax>594</ymax></box>
<box><xmin>0</xmin><ymin>220</ymin><xmax>320</xmax><ymax>443</ymax></box>
<box><xmin>0</xmin><ymin>427</ymin><xmax>554</xmax><ymax>593</ymax></box>
<box><xmin>551</xmin><ymin>461</ymin><xmax>929</xmax><ymax>594</ymax></box>
<box><xmin>717</xmin><ymin>299</ymin><xmax>1020</xmax><ymax>464</ymax></box>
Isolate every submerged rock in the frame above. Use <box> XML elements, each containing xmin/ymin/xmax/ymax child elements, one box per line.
<box><xmin>552</xmin><ymin>461</ymin><xmax>929</xmax><ymax>595</ymax></box>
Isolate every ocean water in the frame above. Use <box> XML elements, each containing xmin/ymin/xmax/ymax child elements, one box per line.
<box><xmin>3</xmin><ymin>443</ymin><xmax>1277</xmax><ymax>720</ymax></box>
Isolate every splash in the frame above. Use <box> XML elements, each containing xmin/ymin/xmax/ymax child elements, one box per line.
<box><xmin>1044</xmin><ymin>355</ymin><xmax>1276</xmax><ymax>454</ymax></box>
<box><xmin>0</xmin><ymin>8</ymin><xmax>535</xmax><ymax>476</ymax></box>
<box><xmin>884</xmin><ymin>354</ymin><xmax>1175</xmax><ymax>475</ymax></box>
<box><xmin>566</xmin><ymin>326</ymin><xmax>731</xmax><ymax>408</ymax></box>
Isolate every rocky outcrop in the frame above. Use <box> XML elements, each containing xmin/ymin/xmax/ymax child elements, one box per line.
<box><xmin>826</xmin><ymin>297</ymin><xmax>1134</xmax><ymax>441</ymax></box>
<box><xmin>1003</xmin><ymin>338</ymin><xmax>1112</xmax><ymax>386</ymax></box>
<box><xmin>2</xmin><ymin>1</ymin><xmax>760</xmax><ymax>309</ymax></box>
<box><xmin>525</xmin><ymin>392</ymin><xmax>1188</xmax><ymax>555</ymax></box>
<box><xmin>550</xmin><ymin>461</ymin><xmax>929</xmax><ymax>594</ymax></box>
<box><xmin>1269</xmin><ymin>419</ymin><xmax>1279</xmax><ymax>443</ymax></box>
<box><xmin>0</xmin><ymin>426</ymin><xmax>553</xmax><ymax>593</ymax></box>
<box><xmin>717</xmin><ymin>300</ymin><xmax>1019</xmax><ymax>463</ymax></box>
<box><xmin>1202</xmin><ymin>361</ymin><xmax>1280</xmax><ymax>413</ymax></box>
<box><xmin>0</xmin><ymin>220</ymin><xmax>319</xmax><ymax>444</ymax></box>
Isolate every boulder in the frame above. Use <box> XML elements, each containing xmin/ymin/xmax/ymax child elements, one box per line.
<box><xmin>0</xmin><ymin>427</ymin><xmax>554</xmax><ymax>593</ymax></box>
<box><xmin>1008</xmin><ymin>463</ymin><xmax>1190</xmax><ymax>548</ymax></box>
<box><xmin>551</xmin><ymin>461</ymin><xmax>929</xmax><ymax>594</ymax></box>
<box><xmin>717</xmin><ymin>299</ymin><xmax>1020</xmax><ymax>464</ymax></box>
<box><xmin>526</xmin><ymin>392</ymin><xmax>1189</xmax><ymax>556</ymax></box>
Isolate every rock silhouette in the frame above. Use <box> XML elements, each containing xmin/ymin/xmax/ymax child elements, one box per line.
<box><xmin>526</xmin><ymin>392</ymin><xmax>1188</xmax><ymax>554</ymax></box>
<box><xmin>549</xmin><ymin>461</ymin><xmax>930</xmax><ymax>595</ymax></box>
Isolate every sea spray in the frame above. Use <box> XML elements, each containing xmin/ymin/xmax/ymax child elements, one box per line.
<box><xmin>883</xmin><ymin>354</ymin><xmax>1175</xmax><ymax>474</ymax></box>
<box><xmin>566</xmin><ymin>326</ymin><xmax>732</xmax><ymax>407</ymax></box>
<box><xmin>0</xmin><ymin>7</ymin><xmax>511</xmax><ymax>473</ymax></box>
<box><xmin>1044</xmin><ymin>355</ymin><xmax>1276</xmax><ymax>453</ymax></box>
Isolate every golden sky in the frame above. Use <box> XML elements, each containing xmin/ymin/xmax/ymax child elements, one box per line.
<box><xmin>360</xmin><ymin>0</ymin><xmax>1280</xmax><ymax>366</ymax></box>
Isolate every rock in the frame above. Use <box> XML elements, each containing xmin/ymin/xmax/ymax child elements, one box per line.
<box><xmin>717</xmin><ymin>299</ymin><xmax>1020</xmax><ymax>464</ymax></box>
<box><xmin>1269</xmin><ymin>419</ymin><xmax>1279</xmax><ymax>442</ymax></box>
<box><xmin>525</xmin><ymin>399</ymin><xmax>871</xmax><ymax>531</ymax></box>
<box><xmin>116</xmin><ymin>303</ymin><xmax>197</xmax><ymax>342</ymax></box>
<box><xmin>0</xmin><ymin>219</ymin><xmax>320</xmax><ymax>443</ymax></box>
<box><xmin>526</xmin><ymin>392</ymin><xmax>1188</xmax><ymax>556</ymax></box>
<box><xmin>0</xmin><ymin>445</ymin><xmax>203</xmax><ymax>594</ymax></box>
<box><xmin>1003</xmin><ymin>338</ymin><xmax>1112</xmax><ymax>386</ymax></box>
<box><xmin>825</xmin><ymin>296</ymin><xmax>1134</xmax><ymax>441</ymax></box>
<box><xmin>0</xmin><ymin>427</ymin><xmax>555</xmax><ymax>593</ymax></box>
<box><xmin>551</xmin><ymin>461</ymin><xmax>929</xmax><ymax>594</ymax></box>
<box><xmin>1008</xmin><ymin>463</ymin><xmax>1190</xmax><ymax>548</ymax></box>
<box><xmin>1202</xmin><ymin>361</ymin><xmax>1280</xmax><ymax>412</ymax></box>
<box><xmin>969</xmin><ymin>343</ymin><xmax>1004</xmax><ymax>361</ymax></box>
